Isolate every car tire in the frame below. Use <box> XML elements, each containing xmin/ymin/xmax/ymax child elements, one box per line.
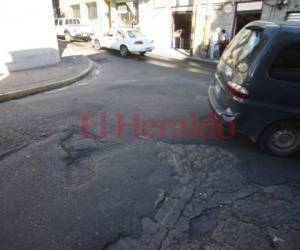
<box><xmin>94</xmin><ymin>39</ymin><xmax>101</xmax><ymax>50</ymax></box>
<box><xmin>259</xmin><ymin>121</ymin><xmax>300</xmax><ymax>157</ymax></box>
<box><xmin>120</xmin><ymin>45</ymin><xmax>129</xmax><ymax>57</ymax></box>
<box><xmin>64</xmin><ymin>32</ymin><xmax>73</xmax><ymax>42</ymax></box>
<box><xmin>140</xmin><ymin>52</ymin><xmax>146</xmax><ymax>56</ymax></box>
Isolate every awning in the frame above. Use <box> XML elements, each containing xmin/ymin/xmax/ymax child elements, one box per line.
<box><xmin>286</xmin><ymin>12</ymin><xmax>300</xmax><ymax>22</ymax></box>
<box><xmin>237</xmin><ymin>1</ymin><xmax>263</xmax><ymax>12</ymax></box>
<box><xmin>114</xmin><ymin>0</ymin><xmax>136</xmax><ymax>3</ymax></box>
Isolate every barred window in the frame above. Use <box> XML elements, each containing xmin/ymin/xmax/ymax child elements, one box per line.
<box><xmin>86</xmin><ymin>2</ymin><xmax>98</xmax><ymax>20</ymax></box>
<box><xmin>71</xmin><ymin>4</ymin><xmax>81</xmax><ymax>18</ymax></box>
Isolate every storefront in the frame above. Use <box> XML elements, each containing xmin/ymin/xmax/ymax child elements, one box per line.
<box><xmin>233</xmin><ymin>1</ymin><xmax>263</xmax><ymax>35</ymax></box>
<box><xmin>172</xmin><ymin>6</ymin><xmax>193</xmax><ymax>49</ymax></box>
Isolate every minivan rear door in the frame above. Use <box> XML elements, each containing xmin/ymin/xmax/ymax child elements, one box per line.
<box><xmin>213</xmin><ymin>26</ymin><xmax>267</xmax><ymax>108</ymax></box>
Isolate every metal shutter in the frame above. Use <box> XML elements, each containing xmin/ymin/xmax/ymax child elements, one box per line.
<box><xmin>287</xmin><ymin>12</ymin><xmax>300</xmax><ymax>22</ymax></box>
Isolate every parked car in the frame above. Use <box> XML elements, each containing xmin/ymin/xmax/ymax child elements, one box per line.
<box><xmin>208</xmin><ymin>21</ymin><xmax>300</xmax><ymax>157</ymax></box>
<box><xmin>92</xmin><ymin>28</ymin><xmax>154</xmax><ymax>57</ymax></box>
<box><xmin>55</xmin><ymin>18</ymin><xmax>93</xmax><ymax>42</ymax></box>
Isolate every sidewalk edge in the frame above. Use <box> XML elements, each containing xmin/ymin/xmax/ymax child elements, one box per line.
<box><xmin>149</xmin><ymin>52</ymin><xmax>218</xmax><ymax>66</ymax></box>
<box><xmin>186</xmin><ymin>57</ymin><xmax>218</xmax><ymax>66</ymax></box>
<box><xmin>0</xmin><ymin>56</ymin><xmax>94</xmax><ymax>103</ymax></box>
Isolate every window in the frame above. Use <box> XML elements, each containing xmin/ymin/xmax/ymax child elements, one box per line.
<box><xmin>71</xmin><ymin>4</ymin><xmax>81</xmax><ymax>18</ymax></box>
<box><xmin>65</xmin><ymin>19</ymin><xmax>69</xmax><ymax>25</ymax></box>
<box><xmin>116</xmin><ymin>30</ymin><xmax>124</xmax><ymax>39</ymax></box>
<box><xmin>86</xmin><ymin>2</ymin><xmax>98</xmax><ymax>20</ymax></box>
<box><xmin>55</xmin><ymin>19</ymin><xmax>58</xmax><ymax>25</ymax></box>
<box><xmin>223</xmin><ymin>28</ymin><xmax>265</xmax><ymax>69</ymax></box>
<box><xmin>220</xmin><ymin>27</ymin><xmax>267</xmax><ymax>84</ymax></box>
<box><xmin>270</xmin><ymin>44</ymin><xmax>300</xmax><ymax>83</ymax></box>
<box><xmin>59</xmin><ymin>19</ymin><xmax>63</xmax><ymax>25</ymax></box>
<box><xmin>127</xmin><ymin>30</ymin><xmax>145</xmax><ymax>38</ymax></box>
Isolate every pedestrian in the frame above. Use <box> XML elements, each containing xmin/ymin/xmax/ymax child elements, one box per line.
<box><xmin>219</xmin><ymin>29</ymin><xmax>229</xmax><ymax>56</ymax></box>
<box><xmin>210</xmin><ymin>27</ymin><xmax>221</xmax><ymax>59</ymax></box>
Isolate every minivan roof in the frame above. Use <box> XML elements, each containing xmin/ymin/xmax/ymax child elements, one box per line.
<box><xmin>246</xmin><ymin>20</ymin><xmax>300</xmax><ymax>33</ymax></box>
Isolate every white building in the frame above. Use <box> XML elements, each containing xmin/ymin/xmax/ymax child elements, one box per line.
<box><xmin>0</xmin><ymin>0</ymin><xmax>60</xmax><ymax>75</ymax></box>
<box><xmin>59</xmin><ymin>0</ymin><xmax>111</xmax><ymax>35</ymax></box>
<box><xmin>109</xmin><ymin>0</ymin><xmax>195</xmax><ymax>50</ymax></box>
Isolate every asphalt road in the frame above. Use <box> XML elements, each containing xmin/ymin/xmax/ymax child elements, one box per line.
<box><xmin>0</xmin><ymin>42</ymin><xmax>299</xmax><ymax>250</ymax></box>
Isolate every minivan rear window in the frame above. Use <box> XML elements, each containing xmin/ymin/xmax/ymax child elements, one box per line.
<box><xmin>222</xmin><ymin>28</ymin><xmax>266</xmax><ymax>71</ymax></box>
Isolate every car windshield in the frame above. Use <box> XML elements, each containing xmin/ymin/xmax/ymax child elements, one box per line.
<box><xmin>222</xmin><ymin>28</ymin><xmax>266</xmax><ymax>70</ymax></box>
<box><xmin>127</xmin><ymin>30</ymin><xmax>145</xmax><ymax>38</ymax></box>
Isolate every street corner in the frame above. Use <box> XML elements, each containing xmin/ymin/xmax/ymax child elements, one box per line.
<box><xmin>0</xmin><ymin>55</ymin><xmax>94</xmax><ymax>103</ymax></box>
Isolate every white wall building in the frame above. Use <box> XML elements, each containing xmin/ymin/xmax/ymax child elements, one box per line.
<box><xmin>59</xmin><ymin>0</ymin><xmax>111</xmax><ymax>35</ymax></box>
<box><xmin>0</xmin><ymin>0</ymin><xmax>60</xmax><ymax>75</ymax></box>
<box><xmin>110</xmin><ymin>0</ymin><xmax>195</xmax><ymax>50</ymax></box>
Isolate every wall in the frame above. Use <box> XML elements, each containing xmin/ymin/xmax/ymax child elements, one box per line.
<box><xmin>138</xmin><ymin>0</ymin><xmax>173</xmax><ymax>49</ymax></box>
<box><xmin>194</xmin><ymin>0</ymin><xmax>300</xmax><ymax>53</ymax></box>
<box><xmin>261</xmin><ymin>0</ymin><xmax>300</xmax><ymax>22</ymax></box>
<box><xmin>0</xmin><ymin>0</ymin><xmax>60</xmax><ymax>73</ymax></box>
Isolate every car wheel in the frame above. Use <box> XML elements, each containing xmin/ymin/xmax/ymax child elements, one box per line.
<box><xmin>259</xmin><ymin>121</ymin><xmax>300</xmax><ymax>157</ymax></box>
<box><xmin>140</xmin><ymin>52</ymin><xmax>146</xmax><ymax>56</ymax></box>
<box><xmin>64</xmin><ymin>32</ymin><xmax>72</xmax><ymax>42</ymax></box>
<box><xmin>94</xmin><ymin>39</ymin><xmax>101</xmax><ymax>50</ymax></box>
<box><xmin>120</xmin><ymin>45</ymin><xmax>129</xmax><ymax>57</ymax></box>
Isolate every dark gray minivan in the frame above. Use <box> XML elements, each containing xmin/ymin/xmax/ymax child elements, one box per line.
<box><xmin>208</xmin><ymin>21</ymin><xmax>300</xmax><ymax>157</ymax></box>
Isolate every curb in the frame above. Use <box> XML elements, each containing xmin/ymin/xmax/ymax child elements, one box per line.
<box><xmin>148</xmin><ymin>52</ymin><xmax>218</xmax><ymax>66</ymax></box>
<box><xmin>0</xmin><ymin>57</ymin><xmax>94</xmax><ymax>103</ymax></box>
<box><xmin>186</xmin><ymin>57</ymin><xmax>219</xmax><ymax>66</ymax></box>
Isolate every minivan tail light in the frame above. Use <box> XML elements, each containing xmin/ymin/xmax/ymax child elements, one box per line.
<box><xmin>227</xmin><ymin>81</ymin><xmax>250</xmax><ymax>99</ymax></box>
<box><xmin>134</xmin><ymin>41</ymin><xmax>144</xmax><ymax>44</ymax></box>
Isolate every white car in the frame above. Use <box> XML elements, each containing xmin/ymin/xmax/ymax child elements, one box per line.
<box><xmin>55</xmin><ymin>18</ymin><xmax>93</xmax><ymax>42</ymax></box>
<box><xmin>92</xmin><ymin>28</ymin><xmax>154</xmax><ymax>57</ymax></box>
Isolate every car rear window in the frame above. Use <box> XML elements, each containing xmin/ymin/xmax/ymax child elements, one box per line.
<box><xmin>222</xmin><ymin>28</ymin><xmax>266</xmax><ymax>71</ymax></box>
<box><xmin>127</xmin><ymin>30</ymin><xmax>145</xmax><ymax>38</ymax></box>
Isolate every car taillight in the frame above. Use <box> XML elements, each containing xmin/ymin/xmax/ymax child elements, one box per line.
<box><xmin>134</xmin><ymin>41</ymin><xmax>143</xmax><ymax>44</ymax></box>
<box><xmin>227</xmin><ymin>81</ymin><xmax>250</xmax><ymax>99</ymax></box>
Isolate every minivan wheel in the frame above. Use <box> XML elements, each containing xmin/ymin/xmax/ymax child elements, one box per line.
<box><xmin>120</xmin><ymin>45</ymin><xmax>129</xmax><ymax>57</ymax></box>
<box><xmin>259</xmin><ymin>122</ymin><xmax>300</xmax><ymax>157</ymax></box>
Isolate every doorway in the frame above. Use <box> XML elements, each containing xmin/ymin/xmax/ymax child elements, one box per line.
<box><xmin>173</xmin><ymin>12</ymin><xmax>192</xmax><ymax>49</ymax></box>
<box><xmin>234</xmin><ymin>11</ymin><xmax>261</xmax><ymax>34</ymax></box>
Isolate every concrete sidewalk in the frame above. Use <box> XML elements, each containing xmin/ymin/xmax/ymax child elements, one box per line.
<box><xmin>0</xmin><ymin>55</ymin><xmax>93</xmax><ymax>102</ymax></box>
<box><xmin>150</xmin><ymin>48</ymin><xmax>219</xmax><ymax>66</ymax></box>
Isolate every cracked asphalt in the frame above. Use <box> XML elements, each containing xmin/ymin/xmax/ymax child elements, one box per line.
<box><xmin>0</xmin><ymin>42</ymin><xmax>300</xmax><ymax>250</ymax></box>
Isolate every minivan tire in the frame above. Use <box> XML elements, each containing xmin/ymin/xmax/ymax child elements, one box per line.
<box><xmin>259</xmin><ymin>121</ymin><xmax>300</xmax><ymax>157</ymax></box>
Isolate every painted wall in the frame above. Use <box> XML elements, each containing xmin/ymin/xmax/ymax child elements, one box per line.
<box><xmin>139</xmin><ymin>0</ymin><xmax>173</xmax><ymax>49</ymax></box>
<box><xmin>194</xmin><ymin>0</ymin><xmax>300</xmax><ymax>56</ymax></box>
<box><xmin>0</xmin><ymin>0</ymin><xmax>60</xmax><ymax>74</ymax></box>
<box><xmin>261</xmin><ymin>0</ymin><xmax>300</xmax><ymax>21</ymax></box>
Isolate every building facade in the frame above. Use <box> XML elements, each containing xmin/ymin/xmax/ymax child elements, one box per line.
<box><xmin>59</xmin><ymin>0</ymin><xmax>111</xmax><ymax>35</ymax></box>
<box><xmin>194</xmin><ymin>0</ymin><xmax>300</xmax><ymax>57</ymax></box>
<box><xmin>58</xmin><ymin>0</ymin><xmax>300</xmax><ymax>53</ymax></box>
<box><xmin>109</xmin><ymin>0</ymin><xmax>196</xmax><ymax>49</ymax></box>
<box><xmin>0</xmin><ymin>0</ymin><xmax>59</xmax><ymax>75</ymax></box>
